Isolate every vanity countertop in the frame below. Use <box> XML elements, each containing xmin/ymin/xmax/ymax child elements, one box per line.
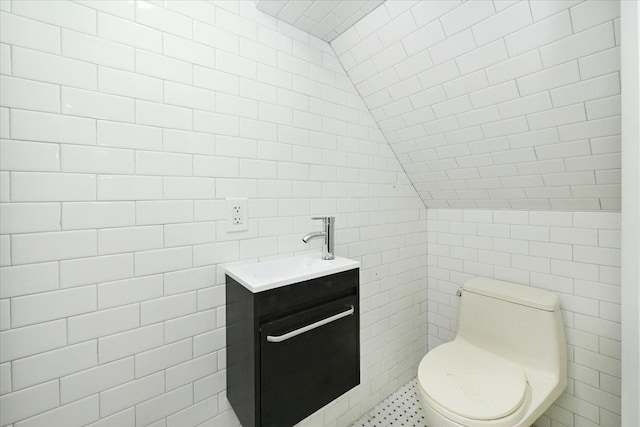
<box><xmin>225</xmin><ymin>254</ymin><xmax>360</xmax><ymax>293</ymax></box>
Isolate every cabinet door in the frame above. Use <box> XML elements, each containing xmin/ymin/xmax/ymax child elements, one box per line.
<box><xmin>260</xmin><ymin>295</ymin><xmax>359</xmax><ymax>427</ymax></box>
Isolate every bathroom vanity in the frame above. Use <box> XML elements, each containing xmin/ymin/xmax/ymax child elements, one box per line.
<box><xmin>225</xmin><ymin>255</ymin><xmax>360</xmax><ymax>427</ymax></box>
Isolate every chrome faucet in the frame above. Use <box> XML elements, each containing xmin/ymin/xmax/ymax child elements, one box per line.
<box><xmin>302</xmin><ymin>216</ymin><xmax>335</xmax><ymax>260</ymax></box>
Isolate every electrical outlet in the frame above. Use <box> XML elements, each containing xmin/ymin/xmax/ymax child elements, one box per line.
<box><xmin>226</xmin><ymin>198</ymin><xmax>248</xmax><ymax>232</ymax></box>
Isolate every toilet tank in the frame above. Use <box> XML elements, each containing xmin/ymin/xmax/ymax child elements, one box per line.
<box><xmin>457</xmin><ymin>277</ymin><xmax>567</xmax><ymax>378</ymax></box>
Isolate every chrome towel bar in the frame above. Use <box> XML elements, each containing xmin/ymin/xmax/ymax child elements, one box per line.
<box><xmin>266</xmin><ymin>305</ymin><xmax>355</xmax><ymax>343</ymax></box>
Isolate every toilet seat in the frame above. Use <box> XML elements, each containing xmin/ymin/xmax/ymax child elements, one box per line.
<box><xmin>418</xmin><ymin>340</ymin><xmax>528</xmax><ymax>424</ymax></box>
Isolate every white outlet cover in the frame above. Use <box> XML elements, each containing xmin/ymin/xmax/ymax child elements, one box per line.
<box><xmin>226</xmin><ymin>198</ymin><xmax>248</xmax><ymax>232</ymax></box>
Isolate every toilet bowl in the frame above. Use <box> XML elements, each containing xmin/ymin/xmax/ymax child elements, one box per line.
<box><xmin>417</xmin><ymin>277</ymin><xmax>567</xmax><ymax>427</ymax></box>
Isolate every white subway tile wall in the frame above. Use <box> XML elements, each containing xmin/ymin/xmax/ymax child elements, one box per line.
<box><xmin>0</xmin><ymin>1</ymin><xmax>427</xmax><ymax>426</ymax></box>
<box><xmin>332</xmin><ymin>0</ymin><xmax>621</xmax><ymax>210</ymax></box>
<box><xmin>427</xmin><ymin>209</ymin><xmax>621</xmax><ymax>426</ymax></box>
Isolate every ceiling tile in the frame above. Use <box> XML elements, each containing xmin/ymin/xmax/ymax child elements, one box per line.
<box><xmin>256</xmin><ymin>0</ymin><xmax>385</xmax><ymax>42</ymax></box>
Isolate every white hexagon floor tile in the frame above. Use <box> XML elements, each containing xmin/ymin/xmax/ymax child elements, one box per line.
<box><xmin>353</xmin><ymin>378</ymin><xmax>427</xmax><ymax>427</ymax></box>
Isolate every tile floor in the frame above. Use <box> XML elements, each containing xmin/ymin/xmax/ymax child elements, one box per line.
<box><xmin>353</xmin><ymin>379</ymin><xmax>427</xmax><ymax>427</ymax></box>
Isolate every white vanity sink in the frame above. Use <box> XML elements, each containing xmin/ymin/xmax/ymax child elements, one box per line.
<box><xmin>225</xmin><ymin>254</ymin><xmax>360</xmax><ymax>293</ymax></box>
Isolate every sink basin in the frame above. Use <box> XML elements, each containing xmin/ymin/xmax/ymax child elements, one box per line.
<box><xmin>225</xmin><ymin>255</ymin><xmax>360</xmax><ymax>293</ymax></box>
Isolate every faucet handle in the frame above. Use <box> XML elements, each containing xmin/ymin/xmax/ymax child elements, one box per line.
<box><xmin>311</xmin><ymin>216</ymin><xmax>334</xmax><ymax>223</ymax></box>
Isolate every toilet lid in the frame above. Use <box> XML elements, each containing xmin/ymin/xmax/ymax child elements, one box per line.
<box><xmin>418</xmin><ymin>340</ymin><xmax>527</xmax><ymax>421</ymax></box>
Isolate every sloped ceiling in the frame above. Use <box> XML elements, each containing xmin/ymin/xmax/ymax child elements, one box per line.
<box><xmin>255</xmin><ymin>0</ymin><xmax>385</xmax><ymax>42</ymax></box>
<box><xmin>330</xmin><ymin>0</ymin><xmax>621</xmax><ymax>211</ymax></box>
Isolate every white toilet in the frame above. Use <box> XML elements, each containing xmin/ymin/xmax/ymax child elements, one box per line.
<box><xmin>417</xmin><ymin>277</ymin><xmax>567</xmax><ymax>427</ymax></box>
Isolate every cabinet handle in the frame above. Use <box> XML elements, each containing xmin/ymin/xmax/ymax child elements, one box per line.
<box><xmin>266</xmin><ymin>306</ymin><xmax>355</xmax><ymax>343</ymax></box>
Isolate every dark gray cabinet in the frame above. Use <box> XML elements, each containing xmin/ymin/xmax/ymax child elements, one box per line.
<box><xmin>226</xmin><ymin>268</ymin><xmax>360</xmax><ymax>427</ymax></box>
